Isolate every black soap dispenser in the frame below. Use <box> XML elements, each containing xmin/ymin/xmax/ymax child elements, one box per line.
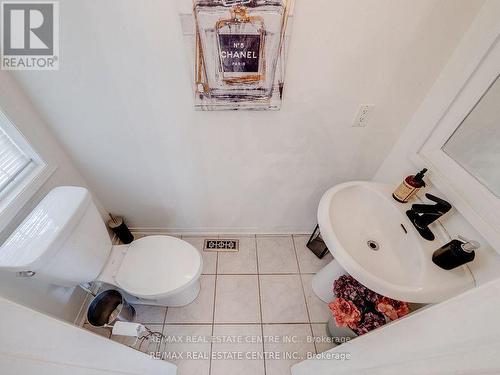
<box><xmin>432</xmin><ymin>236</ymin><xmax>480</xmax><ymax>270</ymax></box>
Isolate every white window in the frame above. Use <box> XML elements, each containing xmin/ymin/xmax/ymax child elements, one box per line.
<box><xmin>0</xmin><ymin>108</ymin><xmax>55</xmax><ymax>231</ymax></box>
<box><xmin>0</xmin><ymin>125</ymin><xmax>34</xmax><ymax>195</ymax></box>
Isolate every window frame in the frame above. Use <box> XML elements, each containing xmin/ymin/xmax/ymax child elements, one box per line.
<box><xmin>0</xmin><ymin>107</ymin><xmax>56</xmax><ymax>232</ymax></box>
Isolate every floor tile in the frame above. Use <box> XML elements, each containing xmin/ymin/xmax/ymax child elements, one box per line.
<box><xmin>293</xmin><ymin>235</ymin><xmax>333</xmax><ymax>274</ymax></box>
<box><xmin>82</xmin><ymin>323</ymin><xmax>111</xmax><ymax>339</ymax></box>
<box><xmin>257</xmin><ymin>236</ymin><xmax>299</xmax><ymax>274</ymax></box>
<box><xmin>132</xmin><ymin>304</ymin><xmax>167</xmax><ymax>324</ymax></box>
<box><xmin>166</xmin><ymin>275</ymin><xmax>215</xmax><ymax>324</ymax></box>
<box><xmin>111</xmin><ymin>324</ymin><xmax>163</xmax><ymax>354</ymax></box>
<box><xmin>160</xmin><ymin>325</ymin><xmax>212</xmax><ymax>375</ymax></box>
<box><xmin>260</xmin><ymin>275</ymin><xmax>309</xmax><ymax>323</ymax></box>
<box><xmin>301</xmin><ymin>274</ymin><xmax>332</xmax><ymax>323</ymax></box>
<box><xmin>217</xmin><ymin>236</ymin><xmax>257</xmax><ymax>275</ymax></box>
<box><xmin>215</xmin><ymin>275</ymin><xmax>261</xmax><ymax>323</ymax></box>
<box><xmin>263</xmin><ymin>324</ymin><xmax>315</xmax><ymax>375</ymax></box>
<box><xmin>311</xmin><ymin>323</ymin><xmax>336</xmax><ymax>354</ymax></box>
<box><xmin>211</xmin><ymin>324</ymin><xmax>265</xmax><ymax>375</ymax></box>
<box><xmin>182</xmin><ymin>236</ymin><xmax>217</xmax><ymax>274</ymax></box>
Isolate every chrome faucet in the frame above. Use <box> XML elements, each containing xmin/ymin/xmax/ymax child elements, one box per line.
<box><xmin>406</xmin><ymin>193</ymin><xmax>452</xmax><ymax>241</ymax></box>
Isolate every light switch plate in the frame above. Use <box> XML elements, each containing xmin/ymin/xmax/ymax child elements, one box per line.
<box><xmin>353</xmin><ymin>104</ymin><xmax>375</xmax><ymax>127</ymax></box>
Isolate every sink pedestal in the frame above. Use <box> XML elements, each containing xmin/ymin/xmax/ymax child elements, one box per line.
<box><xmin>311</xmin><ymin>259</ymin><xmax>347</xmax><ymax>303</ymax></box>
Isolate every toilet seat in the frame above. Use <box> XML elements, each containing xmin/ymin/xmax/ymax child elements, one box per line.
<box><xmin>112</xmin><ymin>236</ymin><xmax>202</xmax><ymax>300</ymax></box>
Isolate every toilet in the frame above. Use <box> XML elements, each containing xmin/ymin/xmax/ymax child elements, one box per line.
<box><xmin>0</xmin><ymin>186</ymin><xmax>203</xmax><ymax>307</ymax></box>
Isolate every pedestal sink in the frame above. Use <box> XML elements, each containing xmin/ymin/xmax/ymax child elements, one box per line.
<box><xmin>313</xmin><ymin>181</ymin><xmax>474</xmax><ymax>303</ymax></box>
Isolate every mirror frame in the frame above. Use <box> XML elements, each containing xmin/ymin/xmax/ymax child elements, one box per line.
<box><xmin>410</xmin><ymin>11</ymin><xmax>500</xmax><ymax>251</ymax></box>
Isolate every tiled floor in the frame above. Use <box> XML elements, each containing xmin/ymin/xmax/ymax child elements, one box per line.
<box><xmin>82</xmin><ymin>233</ymin><xmax>335</xmax><ymax>375</ymax></box>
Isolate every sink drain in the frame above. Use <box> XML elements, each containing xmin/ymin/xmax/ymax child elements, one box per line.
<box><xmin>367</xmin><ymin>240</ymin><xmax>380</xmax><ymax>251</ymax></box>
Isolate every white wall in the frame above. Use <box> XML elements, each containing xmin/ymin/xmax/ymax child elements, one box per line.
<box><xmin>0</xmin><ymin>72</ymin><xmax>96</xmax><ymax>323</ymax></box>
<box><xmin>0</xmin><ymin>296</ymin><xmax>176</xmax><ymax>375</ymax></box>
<box><xmin>373</xmin><ymin>0</ymin><xmax>500</xmax><ymax>285</ymax></box>
<box><xmin>292</xmin><ymin>278</ymin><xmax>500</xmax><ymax>375</ymax></box>
<box><xmin>11</xmin><ymin>0</ymin><xmax>483</xmax><ymax>233</ymax></box>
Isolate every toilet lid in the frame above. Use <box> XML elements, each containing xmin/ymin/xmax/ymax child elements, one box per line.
<box><xmin>115</xmin><ymin>236</ymin><xmax>202</xmax><ymax>299</ymax></box>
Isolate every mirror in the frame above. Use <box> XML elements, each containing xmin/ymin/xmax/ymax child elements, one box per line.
<box><xmin>443</xmin><ymin>74</ymin><xmax>500</xmax><ymax>197</ymax></box>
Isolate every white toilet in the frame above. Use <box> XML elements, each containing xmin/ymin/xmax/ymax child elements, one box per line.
<box><xmin>0</xmin><ymin>186</ymin><xmax>203</xmax><ymax>307</ymax></box>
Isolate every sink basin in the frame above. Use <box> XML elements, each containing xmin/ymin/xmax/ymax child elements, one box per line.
<box><xmin>317</xmin><ymin>181</ymin><xmax>474</xmax><ymax>303</ymax></box>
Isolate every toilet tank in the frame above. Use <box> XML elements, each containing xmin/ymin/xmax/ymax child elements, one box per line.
<box><xmin>0</xmin><ymin>186</ymin><xmax>112</xmax><ymax>287</ymax></box>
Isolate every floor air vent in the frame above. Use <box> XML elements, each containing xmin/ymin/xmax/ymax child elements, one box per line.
<box><xmin>204</xmin><ymin>239</ymin><xmax>239</xmax><ymax>252</ymax></box>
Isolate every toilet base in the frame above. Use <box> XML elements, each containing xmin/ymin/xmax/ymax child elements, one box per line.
<box><xmin>99</xmin><ymin>279</ymin><xmax>201</xmax><ymax>307</ymax></box>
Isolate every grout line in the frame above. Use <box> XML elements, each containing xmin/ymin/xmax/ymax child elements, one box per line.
<box><xmin>255</xmin><ymin>234</ymin><xmax>267</xmax><ymax>375</ymax></box>
<box><xmin>292</xmin><ymin>235</ymin><xmax>318</xmax><ymax>355</ymax></box>
<box><xmin>163</xmin><ymin>322</ymin><xmax>215</xmax><ymax>326</ymax></box>
<box><xmin>162</xmin><ymin>323</ymin><xmax>214</xmax><ymax>326</ymax></box>
<box><xmin>292</xmin><ymin>235</ymin><xmax>303</xmax><ymax>274</ymax></box>
<box><xmin>208</xmin><ymin>239</ymin><xmax>220</xmax><ymax>375</ymax></box>
<box><xmin>202</xmin><ymin>272</ymin><xmax>316</xmax><ymax>276</ymax></box>
<box><xmin>160</xmin><ymin>306</ymin><xmax>168</xmax><ymax>352</ymax></box>
<box><xmin>160</xmin><ymin>322</ymin><xmax>314</xmax><ymax>326</ymax></box>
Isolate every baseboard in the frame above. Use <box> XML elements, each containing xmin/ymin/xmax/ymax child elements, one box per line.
<box><xmin>128</xmin><ymin>227</ymin><xmax>312</xmax><ymax>237</ymax></box>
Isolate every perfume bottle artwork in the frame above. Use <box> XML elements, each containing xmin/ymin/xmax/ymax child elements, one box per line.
<box><xmin>193</xmin><ymin>0</ymin><xmax>292</xmax><ymax>110</ymax></box>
